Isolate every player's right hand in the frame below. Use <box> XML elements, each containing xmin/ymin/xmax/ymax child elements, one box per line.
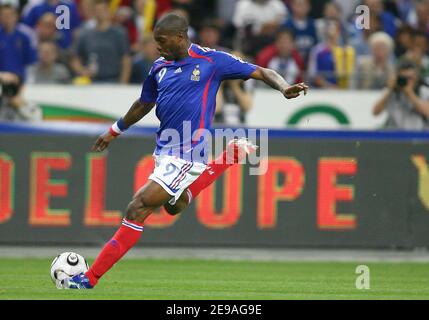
<box><xmin>91</xmin><ymin>131</ymin><xmax>117</xmax><ymax>152</ymax></box>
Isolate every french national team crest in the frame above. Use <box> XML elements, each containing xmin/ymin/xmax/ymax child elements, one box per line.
<box><xmin>191</xmin><ymin>65</ymin><xmax>200</xmax><ymax>81</ymax></box>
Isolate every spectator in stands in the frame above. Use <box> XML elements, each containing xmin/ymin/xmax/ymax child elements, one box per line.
<box><xmin>364</xmin><ymin>0</ymin><xmax>398</xmax><ymax>38</ymax></box>
<box><xmin>332</xmin><ymin>0</ymin><xmax>360</xmax><ymax>22</ymax></box>
<box><xmin>356</xmin><ymin>32</ymin><xmax>395</xmax><ymax>90</ymax></box>
<box><xmin>35</xmin><ymin>12</ymin><xmax>69</xmax><ymax>51</ymax></box>
<box><xmin>315</xmin><ymin>1</ymin><xmax>349</xmax><ymax>46</ymax></box>
<box><xmin>132</xmin><ymin>0</ymin><xmax>157</xmax><ymax>47</ymax></box>
<box><xmin>414</xmin><ymin>0</ymin><xmax>429</xmax><ymax>34</ymax></box>
<box><xmin>394</xmin><ymin>25</ymin><xmax>415</xmax><ymax>58</ymax></box>
<box><xmin>77</xmin><ymin>0</ymin><xmax>155</xmax><ymax>50</ymax></box>
<box><xmin>70</xmin><ymin>0</ymin><xmax>131</xmax><ymax>84</ymax></box>
<box><xmin>155</xmin><ymin>0</ymin><xmax>173</xmax><ymax>19</ymax></box>
<box><xmin>402</xmin><ymin>30</ymin><xmax>429</xmax><ymax>84</ymax></box>
<box><xmin>97</xmin><ymin>0</ymin><xmax>152</xmax><ymax>52</ymax></box>
<box><xmin>281</xmin><ymin>0</ymin><xmax>317</xmax><ymax>64</ymax></box>
<box><xmin>216</xmin><ymin>0</ymin><xmax>240</xmax><ymax>49</ymax></box>
<box><xmin>130</xmin><ymin>36</ymin><xmax>159</xmax><ymax>84</ymax></box>
<box><xmin>308</xmin><ymin>20</ymin><xmax>356</xmax><ymax>89</ymax></box>
<box><xmin>307</xmin><ymin>0</ymin><xmax>330</xmax><ymax>19</ymax></box>
<box><xmin>113</xmin><ymin>3</ymin><xmax>137</xmax><ymax>50</ymax></box>
<box><xmin>218</xmin><ymin>0</ymin><xmax>239</xmax><ymax>25</ymax></box>
<box><xmin>348</xmin><ymin>4</ymin><xmax>384</xmax><ymax>58</ymax></box>
<box><xmin>214</xmin><ymin>51</ymin><xmax>255</xmax><ymax>125</ymax></box>
<box><xmin>256</xmin><ymin>28</ymin><xmax>304</xmax><ymax>84</ymax></box>
<box><xmin>171</xmin><ymin>0</ymin><xmax>216</xmax><ymax>31</ymax></box>
<box><xmin>27</xmin><ymin>40</ymin><xmax>71</xmax><ymax>84</ymax></box>
<box><xmin>197</xmin><ymin>20</ymin><xmax>228</xmax><ymax>51</ymax></box>
<box><xmin>232</xmin><ymin>0</ymin><xmax>288</xmax><ymax>56</ymax></box>
<box><xmin>0</xmin><ymin>71</ymin><xmax>42</xmax><ymax>121</ymax></box>
<box><xmin>395</xmin><ymin>0</ymin><xmax>418</xmax><ymax>27</ymax></box>
<box><xmin>75</xmin><ymin>0</ymin><xmax>93</xmax><ymax>21</ymax></box>
<box><xmin>373</xmin><ymin>59</ymin><xmax>429</xmax><ymax>130</ymax></box>
<box><xmin>37</xmin><ymin>5</ymin><xmax>84</xmax><ymax>67</ymax></box>
<box><xmin>1</xmin><ymin>0</ymin><xmax>20</xmax><ymax>10</ymax></box>
<box><xmin>0</xmin><ymin>3</ymin><xmax>37</xmax><ymax>81</ymax></box>
<box><xmin>21</xmin><ymin>0</ymin><xmax>81</xmax><ymax>50</ymax></box>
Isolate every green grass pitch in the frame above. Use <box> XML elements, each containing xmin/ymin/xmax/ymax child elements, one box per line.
<box><xmin>1</xmin><ymin>258</ymin><xmax>428</xmax><ymax>299</ymax></box>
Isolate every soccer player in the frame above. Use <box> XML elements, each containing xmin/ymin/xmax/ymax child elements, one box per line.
<box><xmin>61</xmin><ymin>13</ymin><xmax>308</xmax><ymax>289</ymax></box>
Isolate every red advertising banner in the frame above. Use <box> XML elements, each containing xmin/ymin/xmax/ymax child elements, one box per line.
<box><xmin>0</xmin><ymin>134</ymin><xmax>428</xmax><ymax>248</ymax></box>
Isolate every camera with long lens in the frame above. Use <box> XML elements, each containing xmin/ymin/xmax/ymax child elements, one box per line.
<box><xmin>394</xmin><ymin>59</ymin><xmax>418</xmax><ymax>91</ymax></box>
<box><xmin>0</xmin><ymin>82</ymin><xmax>19</xmax><ymax>98</ymax></box>
<box><xmin>396</xmin><ymin>75</ymin><xmax>409</xmax><ymax>88</ymax></box>
<box><xmin>0</xmin><ymin>82</ymin><xmax>20</xmax><ymax>106</ymax></box>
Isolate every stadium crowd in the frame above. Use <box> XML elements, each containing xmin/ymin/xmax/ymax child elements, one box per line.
<box><xmin>1</xmin><ymin>0</ymin><xmax>429</xmax><ymax>127</ymax></box>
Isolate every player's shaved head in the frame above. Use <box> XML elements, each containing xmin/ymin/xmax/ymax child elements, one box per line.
<box><xmin>153</xmin><ymin>13</ymin><xmax>191</xmax><ymax>61</ymax></box>
<box><xmin>154</xmin><ymin>13</ymin><xmax>189</xmax><ymax>37</ymax></box>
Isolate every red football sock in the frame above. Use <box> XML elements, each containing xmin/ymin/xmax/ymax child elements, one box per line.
<box><xmin>188</xmin><ymin>148</ymin><xmax>238</xmax><ymax>199</ymax></box>
<box><xmin>85</xmin><ymin>219</ymin><xmax>143</xmax><ymax>287</ymax></box>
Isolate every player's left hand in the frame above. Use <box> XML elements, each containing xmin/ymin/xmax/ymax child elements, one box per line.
<box><xmin>91</xmin><ymin>131</ymin><xmax>117</xmax><ymax>152</ymax></box>
<box><xmin>282</xmin><ymin>83</ymin><xmax>309</xmax><ymax>99</ymax></box>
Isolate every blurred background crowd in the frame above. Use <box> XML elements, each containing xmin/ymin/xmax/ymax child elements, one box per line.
<box><xmin>1</xmin><ymin>0</ymin><xmax>429</xmax><ymax>128</ymax></box>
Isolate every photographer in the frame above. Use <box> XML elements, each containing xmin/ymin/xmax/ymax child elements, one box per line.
<box><xmin>0</xmin><ymin>72</ymin><xmax>42</xmax><ymax>122</ymax></box>
<box><xmin>372</xmin><ymin>59</ymin><xmax>429</xmax><ymax>130</ymax></box>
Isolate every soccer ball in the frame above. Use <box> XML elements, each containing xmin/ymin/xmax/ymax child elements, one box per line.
<box><xmin>50</xmin><ymin>252</ymin><xmax>89</xmax><ymax>286</ymax></box>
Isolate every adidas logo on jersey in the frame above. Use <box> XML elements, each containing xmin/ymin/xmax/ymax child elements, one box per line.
<box><xmin>174</xmin><ymin>67</ymin><xmax>182</xmax><ymax>74</ymax></box>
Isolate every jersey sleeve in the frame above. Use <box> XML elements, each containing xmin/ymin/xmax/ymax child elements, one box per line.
<box><xmin>215</xmin><ymin>51</ymin><xmax>258</xmax><ymax>81</ymax></box>
<box><xmin>139</xmin><ymin>67</ymin><xmax>158</xmax><ymax>103</ymax></box>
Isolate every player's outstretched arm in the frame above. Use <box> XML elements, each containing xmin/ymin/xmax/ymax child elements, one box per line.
<box><xmin>92</xmin><ymin>100</ymin><xmax>155</xmax><ymax>152</ymax></box>
<box><xmin>250</xmin><ymin>67</ymin><xmax>308</xmax><ymax>99</ymax></box>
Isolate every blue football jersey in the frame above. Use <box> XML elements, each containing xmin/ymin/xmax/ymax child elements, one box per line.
<box><xmin>140</xmin><ymin>44</ymin><xmax>257</xmax><ymax>163</ymax></box>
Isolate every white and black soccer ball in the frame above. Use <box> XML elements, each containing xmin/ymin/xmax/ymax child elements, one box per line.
<box><xmin>50</xmin><ymin>252</ymin><xmax>89</xmax><ymax>285</ymax></box>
